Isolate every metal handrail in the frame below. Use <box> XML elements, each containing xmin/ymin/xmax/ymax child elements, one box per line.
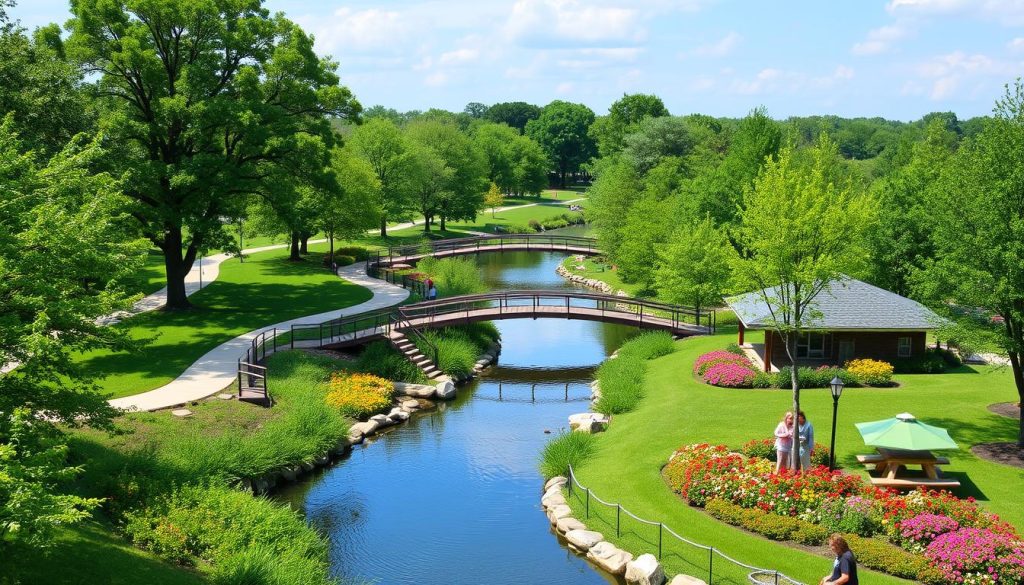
<box><xmin>391</xmin><ymin>311</ymin><xmax>440</xmax><ymax>367</ymax></box>
<box><xmin>377</xmin><ymin>234</ymin><xmax>600</xmax><ymax>265</ymax></box>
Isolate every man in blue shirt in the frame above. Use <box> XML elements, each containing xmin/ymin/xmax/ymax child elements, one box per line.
<box><xmin>821</xmin><ymin>534</ymin><xmax>858</xmax><ymax>585</ymax></box>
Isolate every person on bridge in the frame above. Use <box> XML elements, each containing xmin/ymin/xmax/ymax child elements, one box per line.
<box><xmin>427</xmin><ymin>284</ymin><xmax>438</xmax><ymax>300</ymax></box>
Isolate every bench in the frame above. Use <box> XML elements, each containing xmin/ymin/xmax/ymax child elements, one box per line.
<box><xmin>868</xmin><ymin>476</ymin><xmax>961</xmax><ymax>489</ymax></box>
<box><xmin>857</xmin><ymin>454</ymin><xmax>949</xmax><ymax>465</ymax></box>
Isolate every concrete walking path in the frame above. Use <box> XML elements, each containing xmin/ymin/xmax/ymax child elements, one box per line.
<box><xmin>108</xmin><ymin>263</ymin><xmax>409</xmax><ymax>412</ymax></box>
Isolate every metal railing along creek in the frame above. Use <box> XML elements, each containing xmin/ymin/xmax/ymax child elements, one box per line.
<box><xmin>369</xmin><ymin>233</ymin><xmax>602</xmax><ymax>269</ymax></box>
<box><xmin>566</xmin><ymin>466</ymin><xmax>804</xmax><ymax>585</ymax></box>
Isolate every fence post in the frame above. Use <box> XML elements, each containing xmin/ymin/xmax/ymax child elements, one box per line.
<box><xmin>566</xmin><ymin>467</ymin><xmax>572</xmax><ymax>498</ymax></box>
<box><xmin>585</xmin><ymin>488</ymin><xmax>590</xmax><ymax>518</ymax></box>
<box><xmin>774</xmin><ymin>571</ymin><xmax>779</xmax><ymax>585</ymax></box>
<box><xmin>616</xmin><ymin>504</ymin><xmax>621</xmax><ymax>536</ymax></box>
<box><xmin>708</xmin><ymin>547</ymin><xmax>714</xmax><ymax>584</ymax></box>
<box><xmin>658</xmin><ymin>523</ymin><xmax>663</xmax><ymax>559</ymax></box>
<box><xmin>273</xmin><ymin>328</ymin><xmax>277</xmax><ymax>352</ymax></box>
<box><xmin>290</xmin><ymin>326</ymin><xmax>294</xmax><ymax>349</ymax></box>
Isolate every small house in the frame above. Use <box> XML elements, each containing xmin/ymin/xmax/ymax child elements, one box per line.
<box><xmin>725</xmin><ymin>277</ymin><xmax>943</xmax><ymax>372</ymax></box>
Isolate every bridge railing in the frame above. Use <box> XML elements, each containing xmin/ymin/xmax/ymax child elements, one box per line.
<box><xmin>289</xmin><ymin>308</ymin><xmax>396</xmax><ymax>348</ymax></box>
<box><xmin>370</xmin><ymin>234</ymin><xmax>600</xmax><ymax>268</ymax></box>
<box><xmin>397</xmin><ymin>290</ymin><xmax>714</xmax><ymax>333</ymax></box>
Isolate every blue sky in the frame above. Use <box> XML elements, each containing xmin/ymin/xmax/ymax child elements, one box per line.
<box><xmin>10</xmin><ymin>0</ymin><xmax>1024</xmax><ymax>120</ymax></box>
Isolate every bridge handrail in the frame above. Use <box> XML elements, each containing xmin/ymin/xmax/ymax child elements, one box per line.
<box><xmin>401</xmin><ymin>289</ymin><xmax>698</xmax><ymax>315</ymax></box>
<box><xmin>373</xmin><ymin>234</ymin><xmax>600</xmax><ymax>265</ymax></box>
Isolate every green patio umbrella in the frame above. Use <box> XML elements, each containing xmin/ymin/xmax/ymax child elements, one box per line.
<box><xmin>855</xmin><ymin>413</ymin><xmax>959</xmax><ymax>451</ymax></box>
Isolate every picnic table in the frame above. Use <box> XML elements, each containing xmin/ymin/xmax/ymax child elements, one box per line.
<box><xmin>856</xmin><ymin>447</ymin><xmax>960</xmax><ymax>489</ymax></box>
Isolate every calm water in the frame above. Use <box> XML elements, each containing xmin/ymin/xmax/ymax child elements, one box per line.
<box><xmin>277</xmin><ymin>247</ymin><xmax>637</xmax><ymax>585</ymax></box>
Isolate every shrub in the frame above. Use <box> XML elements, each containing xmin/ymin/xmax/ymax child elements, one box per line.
<box><xmin>354</xmin><ymin>341</ymin><xmax>427</xmax><ymax>383</ymax></box>
<box><xmin>503</xmin><ymin>223</ymin><xmax>533</xmax><ymax>234</ymax></box>
<box><xmin>925</xmin><ymin>527</ymin><xmax>1024</xmax><ymax>584</ymax></box>
<box><xmin>429</xmin><ymin>332</ymin><xmax>478</xmax><ymax>378</ymax></box>
<box><xmin>752</xmin><ymin>371</ymin><xmax>774</xmax><ymax>388</ymax></box>
<box><xmin>617</xmin><ymin>331</ymin><xmax>675</xmax><ymax>360</ymax></box>
<box><xmin>725</xmin><ymin>342</ymin><xmax>745</xmax><ymax>355</ymax></box>
<box><xmin>123</xmin><ymin>484</ymin><xmax>332</xmax><ymax>582</ymax></box>
<box><xmin>325</xmin><ymin>372</ymin><xmax>394</xmax><ymax>419</ymax></box>
<box><xmin>703</xmin><ymin>362</ymin><xmax>756</xmax><ymax>387</ymax></box>
<box><xmin>749</xmin><ymin>513</ymin><xmax>802</xmax><ymax>540</ymax></box>
<box><xmin>539</xmin><ymin>431</ymin><xmax>598</xmax><ymax>479</ymax></box>
<box><xmin>528</xmin><ymin>219</ymin><xmax>541</xmax><ymax>231</ymax></box>
<box><xmin>818</xmin><ymin>496</ymin><xmax>881</xmax><ymax>537</ymax></box>
<box><xmin>895</xmin><ymin>349</ymin><xmax>948</xmax><ymax>374</ymax></box>
<box><xmin>416</xmin><ymin>256</ymin><xmax>486</xmax><ymax>297</ymax></box>
<box><xmin>792</xmin><ymin>522</ymin><xmax>829</xmax><ymax>545</ymax></box>
<box><xmin>897</xmin><ymin>513</ymin><xmax>960</xmax><ymax>552</ymax></box>
<box><xmin>594</xmin><ymin>354</ymin><xmax>646</xmax><ymax>414</ymax></box>
<box><xmin>845</xmin><ymin>358</ymin><xmax>894</xmax><ymax>386</ymax></box>
<box><xmin>844</xmin><ymin>533</ymin><xmax>932</xmax><ymax>580</ymax></box>
<box><xmin>334</xmin><ymin>246</ymin><xmax>369</xmax><ymax>261</ymax></box>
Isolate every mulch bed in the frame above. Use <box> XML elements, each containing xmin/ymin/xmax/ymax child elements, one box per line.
<box><xmin>971</xmin><ymin>442</ymin><xmax>1024</xmax><ymax>469</ymax></box>
<box><xmin>988</xmin><ymin>402</ymin><xmax>1021</xmax><ymax>419</ymax></box>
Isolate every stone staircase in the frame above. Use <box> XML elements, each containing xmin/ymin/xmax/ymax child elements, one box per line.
<box><xmin>387</xmin><ymin>330</ymin><xmax>444</xmax><ymax>380</ymax></box>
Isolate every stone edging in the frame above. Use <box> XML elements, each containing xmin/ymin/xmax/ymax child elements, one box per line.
<box><xmin>540</xmin><ymin>475</ymin><xmax>706</xmax><ymax>585</ymax></box>
<box><xmin>556</xmin><ymin>264</ymin><xmax>615</xmax><ymax>294</ymax></box>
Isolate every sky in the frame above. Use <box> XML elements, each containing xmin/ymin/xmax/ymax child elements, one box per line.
<box><xmin>9</xmin><ymin>0</ymin><xmax>1024</xmax><ymax>120</ymax></box>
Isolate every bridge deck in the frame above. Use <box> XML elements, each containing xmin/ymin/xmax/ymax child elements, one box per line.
<box><xmin>380</xmin><ymin>243</ymin><xmax>599</xmax><ymax>266</ymax></box>
<box><xmin>402</xmin><ymin>304</ymin><xmax>707</xmax><ymax>335</ymax></box>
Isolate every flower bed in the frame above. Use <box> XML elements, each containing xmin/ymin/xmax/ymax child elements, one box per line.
<box><xmin>693</xmin><ymin>349</ymin><xmax>894</xmax><ymax>389</ymax></box>
<box><xmin>325</xmin><ymin>372</ymin><xmax>395</xmax><ymax>418</ymax></box>
<box><xmin>664</xmin><ymin>443</ymin><xmax>1024</xmax><ymax>584</ymax></box>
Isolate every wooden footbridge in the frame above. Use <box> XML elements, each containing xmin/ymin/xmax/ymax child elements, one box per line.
<box><xmin>368</xmin><ymin>234</ymin><xmax>601</xmax><ymax>270</ymax></box>
<box><xmin>238</xmin><ymin>235</ymin><xmax>714</xmax><ymax>400</ymax></box>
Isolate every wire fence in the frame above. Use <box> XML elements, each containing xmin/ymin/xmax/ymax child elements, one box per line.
<box><xmin>565</xmin><ymin>466</ymin><xmax>804</xmax><ymax>585</ymax></box>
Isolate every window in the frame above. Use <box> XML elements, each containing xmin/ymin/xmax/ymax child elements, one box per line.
<box><xmin>796</xmin><ymin>333</ymin><xmax>826</xmax><ymax>359</ymax></box>
<box><xmin>838</xmin><ymin>340</ymin><xmax>856</xmax><ymax>364</ymax></box>
<box><xmin>898</xmin><ymin>336</ymin><xmax>912</xmax><ymax>358</ymax></box>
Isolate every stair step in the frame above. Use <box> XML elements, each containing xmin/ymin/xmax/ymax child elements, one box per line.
<box><xmin>414</xmin><ymin>358</ymin><xmax>431</xmax><ymax>366</ymax></box>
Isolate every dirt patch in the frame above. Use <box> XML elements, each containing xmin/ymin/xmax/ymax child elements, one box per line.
<box><xmin>988</xmin><ymin>402</ymin><xmax>1021</xmax><ymax>419</ymax></box>
<box><xmin>971</xmin><ymin>442</ymin><xmax>1024</xmax><ymax>468</ymax></box>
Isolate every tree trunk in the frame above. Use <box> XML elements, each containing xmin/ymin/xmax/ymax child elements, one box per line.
<box><xmin>300</xmin><ymin>234</ymin><xmax>309</xmax><ymax>255</ymax></box>
<box><xmin>423</xmin><ymin>214</ymin><xmax>431</xmax><ymax>232</ymax></box>
<box><xmin>440</xmin><ymin>215</ymin><xmax>446</xmax><ymax>231</ymax></box>
<box><xmin>1008</xmin><ymin>349</ymin><xmax>1024</xmax><ymax>447</ymax></box>
<box><xmin>380</xmin><ymin>216</ymin><xmax>388</xmax><ymax>238</ymax></box>
<box><xmin>289</xmin><ymin>231</ymin><xmax>301</xmax><ymax>261</ymax></box>
<box><xmin>328</xmin><ymin>230</ymin><xmax>335</xmax><ymax>274</ymax></box>
<box><xmin>162</xmin><ymin>224</ymin><xmax>195</xmax><ymax>310</ymax></box>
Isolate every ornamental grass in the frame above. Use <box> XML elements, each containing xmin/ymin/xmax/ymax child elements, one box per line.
<box><xmin>325</xmin><ymin>372</ymin><xmax>395</xmax><ymax>419</ymax></box>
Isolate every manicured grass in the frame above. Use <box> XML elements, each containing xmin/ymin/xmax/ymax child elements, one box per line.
<box><xmin>76</xmin><ymin>243</ymin><xmax>373</xmax><ymax>398</ymax></box>
<box><xmin>445</xmin><ymin>200</ymin><xmax>588</xmax><ymax>234</ymax></box>
<box><xmin>121</xmin><ymin>249</ymin><xmax>169</xmax><ymax>297</ymax></box>
<box><xmin>560</xmin><ymin>255</ymin><xmax>640</xmax><ymax>295</ymax></box>
<box><xmin>568</xmin><ymin>330</ymin><xmax>1022</xmax><ymax>584</ymax></box>
<box><xmin>502</xmin><ymin>187</ymin><xmax>587</xmax><ymax>206</ymax></box>
<box><xmin>0</xmin><ymin>522</ymin><xmax>203</xmax><ymax>585</ymax></box>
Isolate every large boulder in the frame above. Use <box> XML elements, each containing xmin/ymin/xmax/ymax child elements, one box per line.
<box><xmin>556</xmin><ymin>517</ymin><xmax>586</xmax><ymax>534</ymax></box>
<box><xmin>544</xmin><ymin>476</ymin><xmax>568</xmax><ymax>492</ymax></box>
<box><xmin>668</xmin><ymin>576</ymin><xmax>707</xmax><ymax>585</ymax></box>
<box><xmin>564</xmin><ymin>529</ymin><xmax>604</xmax><ymax>552</ymax></box>
<box><xmin>542</xmin><ymin>492</ymin><xmax>567</xmax><ymax>509</ymax></box>
<box><xmin>393</xmin><ymin>382</ymin><xmax>435</xmax><ymax>398</ymax></box>
<box><xmin>350</xmin><ymin>420</ymin><xmax>379</xmax><ymax>437</ymax></box>
<box><xmin>568</xmin><ymin>412</ymin><xmax>610</xmax><ymax>433</ymax></box>
<box><xmin>625</xmin><ymin>554</ymin><xmax>665</xmax><ymax>585</ymax></box>
<box><xmin>546</xmin><ymin>504</ymin><xmax>573</xmax><ymax>524</ymax></box>
<box><xmin>434</xmin><ymin>378</ymin><xmax>456</xmax><ymax>399</ymax></box>
<box><xmin>588</xmin><ymin>541</ymin><xmax>633</xmax><ymax>576</ymax></box>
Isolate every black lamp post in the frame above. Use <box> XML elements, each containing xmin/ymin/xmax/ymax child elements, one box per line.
<box><xmin>828</xmin><ymin>376</ymin><xmax>845</xmax><ymax>471</ymax></box>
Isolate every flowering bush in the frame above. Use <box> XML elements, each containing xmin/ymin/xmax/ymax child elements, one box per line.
<box><xmin>664</xmin><ymin>442</ymin><xmax>1023</xmax><ymax>584</ymax></box>
<box><xmin>702</xmin><ymin>362</ymin><xmax>757</xmax><ymax>387</ymax></box>
<box><xmin>325</xmin><ymin>372</ymin><xmax>394</xmax><ymax>419</ymax></box>
<box><xmin>693</xmin><ymin>350</ymin><xmax>753</xmax><ymax>376</ymax></box>
<box><xmin>740</xmin><ymin>438</ymin><xmax>830</xmax><ymax>467</ymax></box>
<box><xmin>898</xmin><ymin>513</ymin><xmax>961</xmax><ymax>552</ymax></box>
<box><xmin>845</xmin><ymin>358</ymin><xmax>895</xmax><ymax>385</ymax></box>
<box><xmin>925</xmin><ymin>528</ymin><xmax>1024</xmax><ymax>584</ymax></box>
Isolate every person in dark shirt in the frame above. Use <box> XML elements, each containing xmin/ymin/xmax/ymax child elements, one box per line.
<box><xmin>820</xmin><ymin>534</ymin><xmax>858</xmax><ymax>585</ymax></box>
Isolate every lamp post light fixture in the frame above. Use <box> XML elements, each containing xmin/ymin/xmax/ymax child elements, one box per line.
<box><xmin>828</xmin><ymin>376</ymin><xmax>845</xmax><ymax>471</ymax></box>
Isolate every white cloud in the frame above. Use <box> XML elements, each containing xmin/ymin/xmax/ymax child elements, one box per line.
<box><xmin>505</xmin><ymin>0</ymin><xmax>644</xmax><ymax>47</ymax></box>
<box><xmin>309</xmin><ymin>8</ymin><xmax>410</xmax><ymax>54</ymax></box>
<box><xmin>691</xmin><ymin>31</ymin><xmax>741</xmax><ymax>57</ymax></box>
<box><xmin>1008</xmin><ymin>38</ymin><xmax>1024</xmax><ymax>53</ymax></box>
<box><xmin>438</xmin><ymin>48</ymin><xmax>481</xmax><ymax>66</ymax></box>
<box><xmin>729</xmin><ymin>65</ymin><xmax>854</xmax><ymax>95</ymax></box>
<box><xmin>914</xmin><ymin>51</ymin><xmax>1021</xmax><ymax>100</ymax></box>
<box><xmin>851</xmin><ymin>25</ymin><xmax>908</xmax><ymax>56</ymax></box>
<box><xmin>424</xmin><ymin>71</ymin><xmax>449</xmax><ymax>87</ymax></box>
<box><xmin>555</xmin><ymin>81</ymin><xmax>575</xmax><ymax>94</ymax></box>
<box><xmin>888</xmin><ymin>0</ymin><xmax>1024</xmax><ymax>25</ymax></box>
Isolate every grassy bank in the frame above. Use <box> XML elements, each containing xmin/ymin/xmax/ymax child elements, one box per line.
<box><xmin>564</xmin><ymin>330</ymin><xmax>1022</xmax><ymax>584</ymax></box>
<box><xmin>48</xmin><ymin>351</ymin><xmax>361</xmax><ymax>585</ymax></box>
<box><xmin>76</xmin><ymin>243</ymin><xmax>373</xmax><ymax>398</ymax></box>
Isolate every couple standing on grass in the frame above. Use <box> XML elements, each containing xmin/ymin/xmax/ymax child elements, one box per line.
<box><xmin>773</xmin><ymin>410</ymin><xmax>814</xmax><ymax>473</ymax></box>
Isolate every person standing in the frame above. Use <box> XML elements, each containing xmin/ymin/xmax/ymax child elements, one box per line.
<box><xmin>820</xmin><ymin>534</ymin><xmax>858</xmax><ymax>585</ymax></box>
<box><xmin>427</xmin><ymin>284</ymin><xmax>437</xmax><ymax>300</ymax></box>
<box><xmin>773</xmin><ymin>412</ymin><xmax>794</xmax><ymax>473</ymax></box>
<box><xmin>798</xmin><ymin>411</ymin><xmax>815</xmax><ymax>470</ymax></box>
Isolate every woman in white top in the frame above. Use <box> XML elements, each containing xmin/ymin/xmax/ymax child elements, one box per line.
<box><xmin>773</xmin><ymin>411</ymin><xmax>794</xmax><ymax>473</ymax></box>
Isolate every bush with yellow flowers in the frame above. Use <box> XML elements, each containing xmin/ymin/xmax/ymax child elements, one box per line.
<box><xmin>325</xmin><ymin>372</ymin><xmax>395</xmax><ymax>419</ymax></box>
<box><xmin>845</xmin><ymin>358</ymin><xmax>895</xmax><ymax>386</ymax></box>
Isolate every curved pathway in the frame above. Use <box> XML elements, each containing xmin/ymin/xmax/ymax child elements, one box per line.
<box><xmin>109</xmin><ymin>263</ymin><xmax>409</xmax><ymax>412</ymax></box>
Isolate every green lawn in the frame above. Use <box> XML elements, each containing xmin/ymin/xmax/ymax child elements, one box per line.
<box><xmin>569</xmin><ymin>329</ymin><xmax>1023</xmax><ymax>585</ymax></box>
<box><xmin>445</xmin><ymin>200</ymin><xmax>588</xmax><ymax>234</ymax></box>
<box><xmin>77</xmin><ymin>243</ymin><xmax>373</xmax><ymax>398</ymax></box>
<box><xmin>0</xmin><ymin>523</ymin><xmax>203</xmax><ymax>585</ymax></box>
<box><xmin>501</xmin><ymin>187</ymin><xmax>588</xmax><ymax>206</ymax></box>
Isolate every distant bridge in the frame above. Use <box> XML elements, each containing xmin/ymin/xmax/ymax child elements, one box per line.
<box><xmin>368</xmin><ymin>234</ymin><xmax>601</xmax><ymax>270</ymax></box>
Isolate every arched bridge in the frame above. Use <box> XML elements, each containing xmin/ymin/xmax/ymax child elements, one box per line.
<box><xmin>368</xmin><ymin>234</ymin><xmax>601</xmax><ymax>270</ymax></box>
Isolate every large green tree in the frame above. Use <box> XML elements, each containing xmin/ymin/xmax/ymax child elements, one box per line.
<box><xmin>526</xmin><ymin>100</ymin><xmax>596</xmax><ymax>187</ymax></box>
<box><xmin>405</xmin><ymin>119</ymin><xmax>486</xmax><ymax>231</ymax></box>
<box><xmin>348</xmin><ymin>118</ymin><xmax>415</xmax><ymax>237</ymax></box>
<box><xmin>591</xmin><ymin>93</ymin><xmax>669</xmax><ymax>157</ymax></box>
<box><xmin>67</xmin><ymin>0</ymin><xmax>360</xmax><ymax>308</ymax></box>
<box><xmin>733</xmin><ymin>134</ymin><xmax>873</xmax><ymax>470</ymax></box>
<box><xmin>484</xmin><ymin>101</ymin><xmax>541</xmax><ymax>133</ymax></box>
<box><xmin>656</xmin><ymin>216</ymin><xmax>735</xmax><ymax>320</ymax></box>
<box><xmin>921</xmin><ymin>81</ymin><xmax>1024</xmax><ymax>446</ymax></box>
